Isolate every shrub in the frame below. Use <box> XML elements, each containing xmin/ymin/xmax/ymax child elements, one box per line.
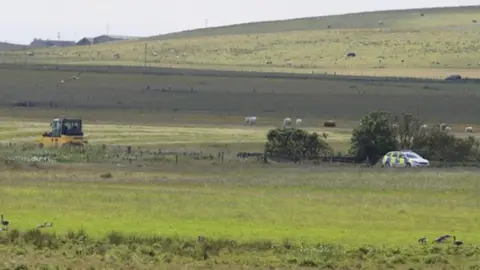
<box><xmin>265</xmin><ymin>127</ymin><xmax>332</xmax><ymax>162</ymax></box>
<box><xmin>411</xmin><ymin>126</ymin><xmax>480</xmax><ymax>162</ymax></box>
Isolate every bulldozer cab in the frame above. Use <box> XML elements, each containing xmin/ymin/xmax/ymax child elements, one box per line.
<box><xmin>44</xmin><ymin>118</ymin><xmax>83</xmax><ymax>137</ymax></box>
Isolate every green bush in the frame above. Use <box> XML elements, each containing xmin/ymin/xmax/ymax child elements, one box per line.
<box><xmin>411</xmin><ymin>126</ymin><xmax>480</xmax><ymax>162</ymax></box>
<box><xmin>265</xmin><ymin>127</ymin><xmax>332</xmax><ymax>162</ymax></box>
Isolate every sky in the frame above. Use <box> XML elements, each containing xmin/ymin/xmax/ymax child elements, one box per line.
<box><xmin>1</xmin><ymin>0</ymin><xmax>478</xmax><ymax>44</ymax></box>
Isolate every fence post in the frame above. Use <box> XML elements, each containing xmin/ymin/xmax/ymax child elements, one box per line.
<box><xmin>175</xmin><ymin>154</ymin><xmax>178</xmax><ymax>165</ymax></box>
<box><xmin>221</xmin><ymin>152</ymin><xmax>224</xmax><ymax>163</ymax></box>
<box><xmin>126</xmin><ymin>146</ymin><xmax>132</xmax><ymax>154</ymax></box>
<box><xmin>102</xmin><ymin>144</ymin><xmax>106</xmax><ymax>151</ymax></box>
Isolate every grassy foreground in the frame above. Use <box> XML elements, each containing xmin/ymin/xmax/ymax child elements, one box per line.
<box><xmin>0</xmin><ymin>164</ymin><xmax>480</xmax><ymax>268</ymax></box>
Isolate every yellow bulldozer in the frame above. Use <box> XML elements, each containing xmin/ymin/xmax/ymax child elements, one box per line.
<box><xmin>37</xmin><ymin>117</ymin><xmax>88</xmax><ymax>148</ymax></box>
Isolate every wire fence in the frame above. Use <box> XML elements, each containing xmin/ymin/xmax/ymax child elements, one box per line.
<box><xmin>1</xmin><ymin>142</ymin><xmax>479</xmax><ymax>168</ymax></box>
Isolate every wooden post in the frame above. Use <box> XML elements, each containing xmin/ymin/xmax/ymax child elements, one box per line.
<box><xmin>102</xmin><ymin>144</ymin><xmax>106</xmax><ymax>151</ymax></box>
<box><xmin>221</xmin><ymin>152</ymin><xmax>224</xmax><ymax>163</ymax></box>
<box><xmin>175</xmin><ymin>154</ymin><xmax>179</xmax><ymax>165</ymax></box>
<box><xmin>127</xmin><ymin>146</ymin><xmax>132</xmax><ymax>154</ymax></box>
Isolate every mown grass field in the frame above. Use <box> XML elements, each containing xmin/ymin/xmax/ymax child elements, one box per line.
<box><xmin>2</xmin><ymin>6</ymin><xmax>480</xmax><ymax>78</ymax></box>
<box><xmin>1</xmin><ymin>164</ymin><xmax>480</xmax><ymax>269</ymax></box>
<box><xmin>1</xmin><ymin>68</ymin><xmax>480</xmax><ymax>125</ymax></box>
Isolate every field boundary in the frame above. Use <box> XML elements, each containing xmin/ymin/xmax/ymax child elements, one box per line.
<box><xmin>2</xmin><ymin>142</ymin><xmax>479</xmax><ymax>169</ymax></box>
<box><xmin>1</xmin><ymin>63</ymin><xmax>479</xmax><ymax>84</ymax></box>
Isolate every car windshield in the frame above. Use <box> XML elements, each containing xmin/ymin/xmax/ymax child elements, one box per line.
<box><xmin>405</xmin><ymin>153</ymin><xmax>421</xmax><ymax>159</ymax></box>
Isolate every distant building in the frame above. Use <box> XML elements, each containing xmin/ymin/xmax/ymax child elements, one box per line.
<box><xmin>29</xmin><ymin>38</ymin><xmax>75</xmax><ymax>49</ymax></box>
<box><xmin>92</xmin><ymin>35</ymin><xmax>141</xmax><ymax>44</ymax></box>
<box><xmin>76</xmin><ymin>37</ymin><xmax>94</xmax><ymax>46</ymax></box>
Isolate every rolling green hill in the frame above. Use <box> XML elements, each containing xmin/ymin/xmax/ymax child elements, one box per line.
<box><xmin>150</xmin><ymin>5</ymin><xmax>480</xmax><ymax>40</ymax></box>
<box><xmin>0</xmin><ymin>42</ymin><xmax>26</xmax><ymax>51</ymax></box>
<box><xmin>1</xmin><ymin>5</ymin><xmax>480</xmax><ymax>78</ymax></box>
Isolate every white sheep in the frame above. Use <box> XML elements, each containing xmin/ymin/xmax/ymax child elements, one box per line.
<box><xmin>283</xmin><ymin>117</ymin><xmax>292</xmax><ymax>127</ymax></box>
<box><xmin>445</xmin><ymin>126</ymin><xmax>452</xmax><ymax>132</ymax></box>
<box><xmin>244</xmin><ymin>116</ymin><xmax>256</xmax><ymax>125</ymax></box>
<box><xmin>465</xmin><ymin>126</ymin><xmax>473</xmax><ymax>133</ymax></box>
<box><xmin>295</xmin><ymin>118</ymin><xmax>302</xmax><ymax>125</ymax></box>
<box><xmin>420</xmin><ymin>124</ymin><xmax>428</xmax><ymax>129</ymax></box>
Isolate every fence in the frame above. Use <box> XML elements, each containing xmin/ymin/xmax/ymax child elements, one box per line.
<box><xmin>2</xmin><ymin>142</ymin><xmax>479</xmax><ymax>168</ymax></box>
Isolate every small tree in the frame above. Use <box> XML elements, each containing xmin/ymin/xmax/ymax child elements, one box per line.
<box><xmin>265</xmin><ymin>127</ymin><xmax>332</xmax><ymax>162</ymax></box>
<box><xmin>349</xmin><ymin>111</ymin><xmax>397</xmax><ymax>164</ymax></box>
<box><xmin>394</xmin><ymin>113</ymin><xmax>424</xmax><ymax>149</ymax></box>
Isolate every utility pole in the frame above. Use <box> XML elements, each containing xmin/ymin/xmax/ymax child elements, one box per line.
<box><xmin>205</xmin><ymin>19</ymin><xmax>208</xmax><ymax>28</ymax></box>
<box><xmin>23</xmin><ymin>46</ymin><xmax>27</xmax><ymax>68</ymax></box>
<box><xmin>144</xmin><ymin>43</ymin><xmax>147</xmax><ymax>68</ymax></box>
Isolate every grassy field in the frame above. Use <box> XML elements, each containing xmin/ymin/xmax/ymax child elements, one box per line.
<box><xmin>1</xmin><ymin>68</ymin><xmax>480</xmax><ymax>126</ymax></box>
<box><xmin>2</xmin><ymin>6</ymin><xmax>480</xmax><ymax>77</ymax></box>
<box><xmin>1</xmin><ymin>164</ymin><xmax>480</xmax><ymax>268</ymax></box>
<box><xmin>2</xmin><ymin>6</ymin><xmax>480</xmax><ymax>268</ymax></box>
<box><xmin>0</xmin><ymin>118</ymin><xmax>351</xmax><ymax>154</ymax></box>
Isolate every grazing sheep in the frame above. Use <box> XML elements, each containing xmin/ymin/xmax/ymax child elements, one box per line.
<box><xmin>439</xmin><ymin>123</ymin><xmax>447</xmax><ymax>130</ymax></box>
<box><xmin>391</xmin><ymin>123</ymin><xmax>399</xmax><ymax>130</ymax></box>
<box><xmin>244</xmin><ymin>116</ymin><xmax>256</xmax><ymax>125</ymax></box>
<box><xmin>420</xmin><ymin>124</ymin><xmax>428</xmax><ymax>129</ymax></box>
<box><xmin>445</xmin><ymin>126</ymin><xmax>452</xmax><ymax>132</ymax></box>
<box><xmin>295</xmin><ymin>118</ymin><xmax>302</xmax><ymax>125</ymax></box>
<box><xmin>465</xmin><ymin>126</ymin><xmax>473</xmax><ymax>133</ymax></box>
<box><xmin>283</xmin><ymin>117</ymin><xmax>292</xmax><ymax>127</ymax></box>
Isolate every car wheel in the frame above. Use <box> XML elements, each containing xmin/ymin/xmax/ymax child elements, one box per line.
<box><xmin>406</xmin><ymin>163</ymin><xmax>411</xmax><ymax>168</ymax></box>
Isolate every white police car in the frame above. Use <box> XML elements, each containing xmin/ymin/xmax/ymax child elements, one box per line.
<box><xmin>381</xmin><ymin>150</ymin><xmax>430</xmax><ymax>168</ymax></box>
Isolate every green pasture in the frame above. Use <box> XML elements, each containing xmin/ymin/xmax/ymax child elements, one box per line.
<box><xmin>1</xmin><ymin>165</ymin><xmax>480</xmax><ymax>268</ymax></box>
<box><xmin>2</xmin><ymin>6</ymin><xmax>480</xmax><ymax>78</ymax></box>
<box><xmin>2</xmin><ymin>69</ymin><xmax>480</xmax><ymax>125</ymax></box>
<box><xmin>0</xmin><ymin>119</ymin><xmax>351</xmax><ymax>155</ymax></box>
<box><xmin>1</xmin><ymin>166</ymin><xmax>479</xmax><ymax>244</ymax></box>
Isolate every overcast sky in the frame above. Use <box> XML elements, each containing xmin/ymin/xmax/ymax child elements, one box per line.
<box><xmin>1</xmin><ymin>0</ymin><xmax>478</xmax><ymax>44</ymax></box>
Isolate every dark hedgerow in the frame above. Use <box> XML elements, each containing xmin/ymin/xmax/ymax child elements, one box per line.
<box><xmin>265</xmin><ymin>127</ymin><xmax>332</xmax><ymax>162</ymax></box>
